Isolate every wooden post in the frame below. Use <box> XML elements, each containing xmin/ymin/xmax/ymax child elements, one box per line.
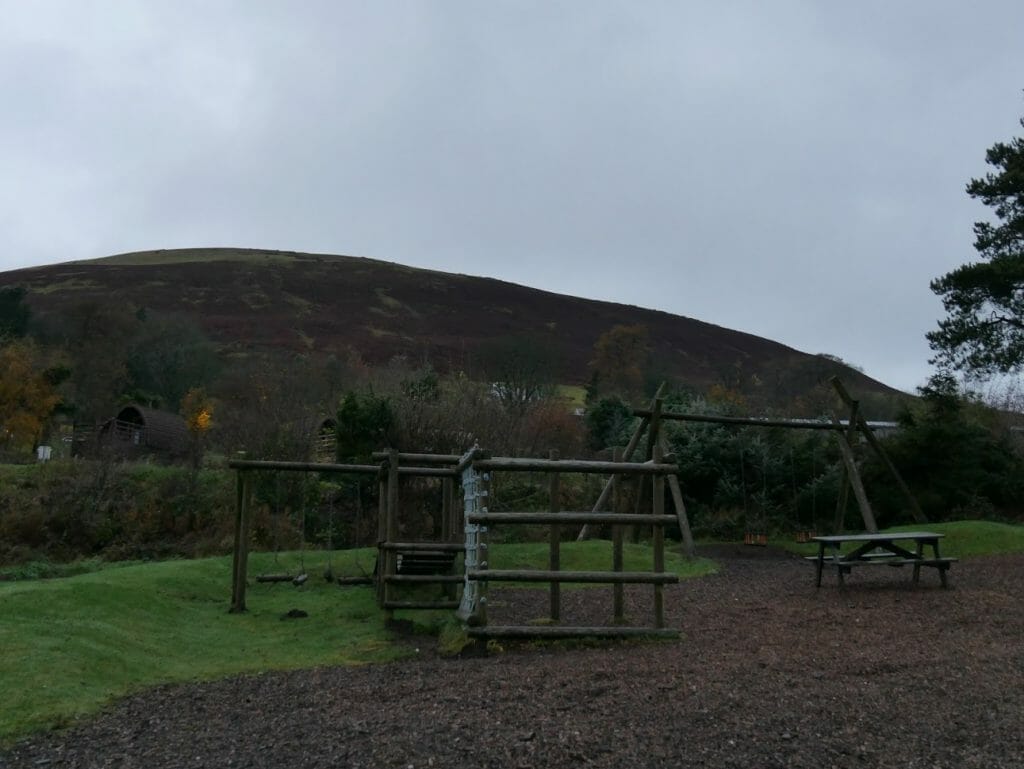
<box><xmin>835</xmin><ymin>432</ymin><xmax>878</xmax><ymax>533</ymax></box>
<box><xmin>833</xmin><ymin>465</ymin><xmax>850</xmax><ymax>534</ymax></box>
<box><xmin>829</xmin><ymin>377</ymin><xmax>927</xmax><ymax>524</ymax></box>
<box><xmin>612</xmin><ymin>447</ymin><xmax>624</xmax><ymax>623</ymax></box>
<box><xmin>230</xmin><ymin>470</ymin><xmax>244</xmax><ymax>611</ymax></box>
<box><xmin>577</xmin><ymin>384</ymin><xmax>667</xmax><ymax>541</ymax></box>
<box><xmin>639</xmin><ymin>395</ymin><xmax>662</xmax><ymax>544</ymax></box>
<box><xmin>442</xmin><ymin>476</ymin><xmax>454</xmax><ymax>541</ymax></box>
<box><xmin>658</xmin><ymin>432</ymin><xmax>695</xmax><ymax>557</ymax></box>
<box><xmin>575</xmin><ymin>417</ymin><xmax>650</xmax><ymax>540</ymax></box>
<box><xmin>646</xmin><ymin>397</ymin><xmax>663</xmax><ymax>461</ymax></box>
<box><xmin>629</xmin><ymin>471</ymin><xmax>646</xmax><ymax>545</ymax></box>
<box><xmin>376</xmin><ymin>474</ymin><xmax>387</xmax><ymax>543</ymax></box>
<box><xmin>230</xmin><ymin>471</ymin><xmax>253</xmax><ymax>613</ymax></box>
<box><xmin>837</xmin><ymin>397</ymin><xmax>878</xmax><ymax>534</ymax></box>
<box><xmin>476</xmin><ymin>457</ymin><xmax>677</xmax><ymax>474</ymax></box>
<box><xmin>652</xmin><ymin>445</ymin><xmax>665</xmax><ymax>629</ymax></box>
<box><xmin>549</xmin><ymin>450</ymin><xmax>561</xmax><ymax>622</ymax></box>
<box><xmin>376</xmin><ymin>472</ymin><xmax>387</xmax><ymax>604</ymax></box>
<box><xmin>439</xmin><ymin>475</ymin><xmax>456</xmax><ymax>599</ymax></box>
<box><xmin>832</xmin><ymin>399</ymin><xmax>860</xmax><ymax>534</ymax></box>
<box><xmin>628</xmin><ymin>396</ymin><xmax>662</xmax><ymax>544</ymax></box>
<box><xmin>382</xmin><ymin>450</ymin><xmax>400</xmax><ymax>612</ymax></box>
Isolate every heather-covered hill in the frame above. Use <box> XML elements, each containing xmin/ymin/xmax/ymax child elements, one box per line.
<box><xmin>1</xmin><ymin>247</ymin><xmax>897</xmax><ymax>400</ymax></box>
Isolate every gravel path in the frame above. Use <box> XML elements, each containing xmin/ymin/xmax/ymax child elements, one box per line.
<box><xmin>4</xmin><ymin>551</ymin><xmax>1023</xmax><ymax>768</ymax></box>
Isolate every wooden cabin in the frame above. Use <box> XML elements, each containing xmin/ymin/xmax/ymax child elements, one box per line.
<box><xmin>99</xmin><ymin>405</ymin><xmax>189</xmax><ymax>457</ymax></box>
<box><xmin>310</xmin><ymin>416</ymin><xmax>337</xmax><ymax>462</ymax></box>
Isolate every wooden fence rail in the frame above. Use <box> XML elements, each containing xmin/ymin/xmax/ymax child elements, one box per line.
<box><xmin>474</xmin><ymin>458</ymin><xmax>678</xmax><ymax>474</ymax></box>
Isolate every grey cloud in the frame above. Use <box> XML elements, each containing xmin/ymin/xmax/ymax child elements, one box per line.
<box><xmin>3</xmin><ymin>1</ymin><xmax>1023</xmax><ymax>393</ymax></box>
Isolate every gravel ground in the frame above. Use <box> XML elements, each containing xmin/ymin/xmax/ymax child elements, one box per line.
<box><xmin>4</xmin><ymin>550</ymin><xmax>1023</xmax><ymax>768</ymax></box>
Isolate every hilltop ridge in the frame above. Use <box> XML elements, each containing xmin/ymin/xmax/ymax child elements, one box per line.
<box><xmin>2</xmin><ymin>247</ymin><xmax>898</xmax><ymax>402</ymax></box>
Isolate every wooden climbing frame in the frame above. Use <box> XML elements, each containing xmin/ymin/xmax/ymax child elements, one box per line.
<box><xmin>372</xmin><ymin>450</ymin><xmax>464</xmax><ymax>614</ymax></box>
<box><xmin>455</xmin><ymin>445</ymin><xmax>682</xmax><ymax>640</ymax></box>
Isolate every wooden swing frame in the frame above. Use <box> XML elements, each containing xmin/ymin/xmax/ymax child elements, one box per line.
<box><xmin>623</xmin><ymin>377</ymin><xmax>927</xmax><ymax>539</ymax></box>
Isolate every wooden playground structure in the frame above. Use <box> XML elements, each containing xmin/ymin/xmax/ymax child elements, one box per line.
<box><xmin>227</xmin><ymin>378</ymin><xmax>926</xmax><ymax>639</ymax></box>
<box><xmin>456</xmin><ymin>445</ymin><xmax>681</xmax><ymax>639</ymax></box>
<box><xmin>228</xmin><ymin>439</ymin><xmax>691</xmax><ymax>638</ymax></box>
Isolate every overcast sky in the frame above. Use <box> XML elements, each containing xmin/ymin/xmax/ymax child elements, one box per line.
<box><xmin>3</xmin><ymin>2</ymin><xmax>1023</xmax><ymax>393</ymax></box>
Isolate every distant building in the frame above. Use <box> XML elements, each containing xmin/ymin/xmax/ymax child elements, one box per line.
<box><xmin>96</xmin><ymin>405</ymin><xmax>190</xmax><ymax>457</ymax></box>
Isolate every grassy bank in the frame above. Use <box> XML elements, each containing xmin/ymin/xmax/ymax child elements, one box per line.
<box><xmin>0</xmin><ymin>548</ymin><xmax>391</xmax><ymax>741</ymax></box>
<box><xmin>774</xmin><ymin>520</ymin><xmax>1024</xmax><ymax>558</ymax></box>
<box><xmin>888</xmin><ymin>520</ymin><xmax>1024</xmax><ymax>558</ymax></box>
<box><xmin>0</xmin><ymin>541</ymin><xmax>712</xmax><ymax>742</ymax></box>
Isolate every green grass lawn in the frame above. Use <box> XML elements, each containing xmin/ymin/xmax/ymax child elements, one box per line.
<box><xmin>0</xmin><ymin>548</ymin><xmax>396</xmax><ymax>741</ymax></box>
<box><xmin>0</xmin><ymin>541</ymin><xmax>713</xmax><ymax>743</ymax></box>
<box><xmin>555</xmin><ymin>384</ymin><xmax>588</xmax><ymax>407</ymax></box>
<box><xmin>772</xmin><ymin>519</ymin><xmax>1024</xmax><ymax>558</ymax></box>
<box><xmin>888</xmin><ymin>520</ymin><xmax>1024</xmax><ymax>558</ymax></box>
<box><xmin>489</xmin><ymin>539</ymin><xmax>717</xmax><ymax>585</ymax></box>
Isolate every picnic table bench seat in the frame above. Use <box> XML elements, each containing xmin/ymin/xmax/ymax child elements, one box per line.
<box><xmin>803</xmin><ymin>555</ymin><xmax>958</xmax><ymax>567</ymax></box>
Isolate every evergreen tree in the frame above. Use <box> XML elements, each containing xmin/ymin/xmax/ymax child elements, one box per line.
<box><xmin>929</xmin><ymin>111</ymin><xmax>1024</xmax><ymax>375</ymax></box>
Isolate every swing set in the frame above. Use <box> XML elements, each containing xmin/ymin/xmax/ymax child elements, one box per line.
<box><xmin>228</xmin><ymin>454</ymin><xmax>461</xmax><ymax>614</ymax></box>
<box><xmin>738</xmin><ymin>446</ymin><xmax>769</xmax><ymax>546</ymax></box>
<box><xmin>738</xmin><ymin>439</ymin><xmax>821</xmax><ymax>545</ymax></box>
<box><xmin>629</xmin><ymin>377</ymin><xmax>927</xmax><ymax>543</ymax></box>
<box><xmin>251</xmin><ymin>476</ymin><xmax>351</xmax><ymax>586</ymax></box>
<box><xmin>791</xmin><ymin>444</ymin><xmax>819</xmax><ymax>543</ymax></box>
<box><xmin>253</xmin><ymin>473</ymin><xmax>312</xmax><ymax>586</ymax></box>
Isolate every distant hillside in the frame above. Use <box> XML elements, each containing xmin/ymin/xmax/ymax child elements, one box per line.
<box><xmin>1</xmin><ymin>247</ymin><xmax>899</xmax><ymax>403</ymax></box>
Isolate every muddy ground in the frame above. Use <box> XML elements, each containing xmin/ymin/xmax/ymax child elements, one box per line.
<box><xmin>3</xmin><ymin>550</ymin><xmax>1022</xmax><ymax>768</ymax></box>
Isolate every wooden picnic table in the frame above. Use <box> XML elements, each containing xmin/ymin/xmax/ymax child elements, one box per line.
<box><xmin>809</xmin><ymin>531</ymin><xmax>957</xmax><ymax>588</ymax></box>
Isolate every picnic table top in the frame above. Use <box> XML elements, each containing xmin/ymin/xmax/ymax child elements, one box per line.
<box><xmin>812</xmin><ymin>531</ymin><xmax>943</xmax><ymax>544</ymax></box>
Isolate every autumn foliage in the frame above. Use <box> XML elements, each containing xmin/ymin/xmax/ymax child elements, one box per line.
<box><xmin>0</xmin><ymin>341</ymin><xmax>59</xmax><ymax>454</ymax></box>
<box><xmin>589</xmin><ymin>324</ymin><xmax>649</xmax><ymax>399</ymax></box>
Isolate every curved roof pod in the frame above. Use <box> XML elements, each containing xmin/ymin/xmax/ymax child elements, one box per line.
<box><xmin>111</xmin><ymin>405</ymin><xmax>189</xmax><ymax>454</ymax></box>
<box><xmin>309</xmin><ymin>416</ymin><xmax>337</xmax><ymax>462</ymax></box>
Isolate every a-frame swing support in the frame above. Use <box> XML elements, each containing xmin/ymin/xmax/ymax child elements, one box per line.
<box><xmin>829</xmin><ymin>377</ymin><xmax>927</xmax><ymax>528</ymax></box>
<box><xmin>618</xmin><ymin>378</ymin><xmax>927</xmax><ymax>538</ymax></box>
<box><xmin>575</xmin><ymin>385</ymin><xmax>697</xmax><ymax>557</ymax></box>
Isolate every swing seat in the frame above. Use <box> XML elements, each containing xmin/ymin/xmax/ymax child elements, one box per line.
<box><xmin>256</xmin><ymin>572</ymin><xmax>309</xmax><ymax>586</ymax></box>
